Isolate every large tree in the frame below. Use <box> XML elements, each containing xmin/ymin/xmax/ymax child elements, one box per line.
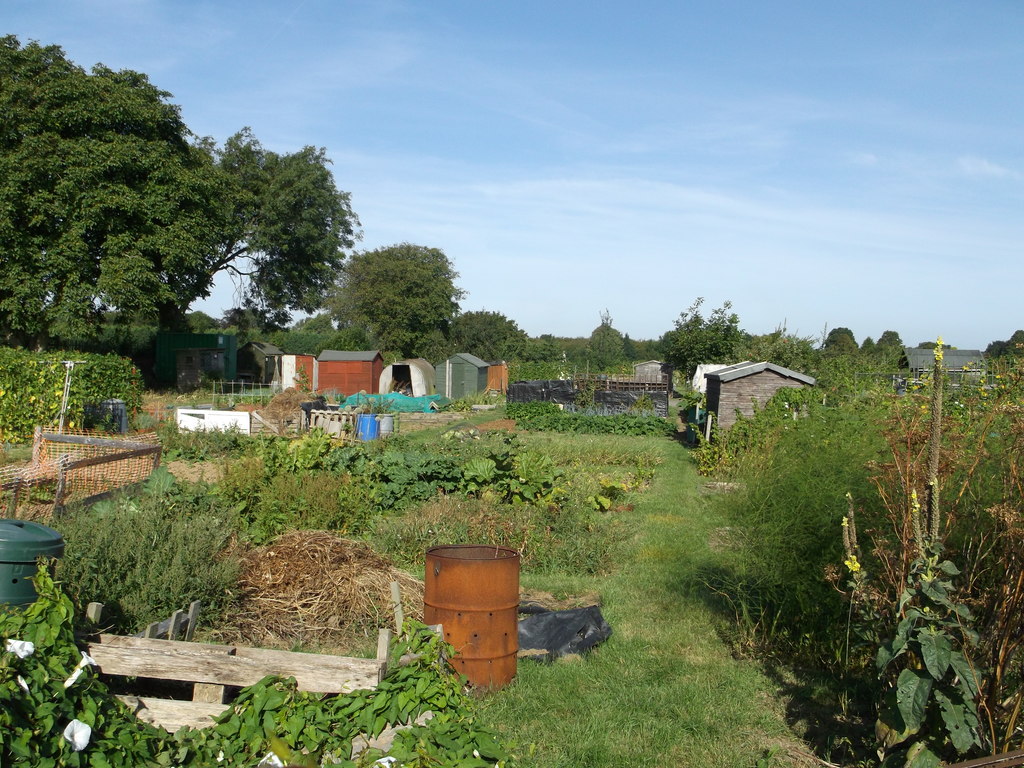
<box><xmin>329</xmin><ymin>243</ymin><xmax>465</xmax><ymax>358</ymax></box>
<box><xmin>450</xmin><ymin>310</ymin><xmax>528</xmax><ymax>361</ymax></box>
<box><xmin>822</xmin><ymin>327</ymin><xmax>858</xmax><ymax>356</ymax></box>
<box><xmin>662</xmin><ymin>297</ymin><xmax>743</xmax><ymax>378</ymax></box>
<box><xmin>0</xmin><ymin>37</ymin><xmax>357</xmax><ymax>345</ymax></box>
<box><xmin>587</xmin><ymin>310</ymin><xmax>626</xmax><ymax>371</ymax></box>
<box><xmin>211</xmin><ymin>129</ymin><xmax>358</xmax><ymax>328</ymax></box>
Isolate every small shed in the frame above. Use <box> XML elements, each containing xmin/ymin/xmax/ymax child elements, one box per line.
<box><xmin>316</xmin><ymin>350</ymin><xmax>383</xmax><ymax>395</ymax></box>
<box><xmin>277</xmin><ymin>354</ymin><xmax>317</xmax><ymax>391</ymax></box>
<box><xmin>486</xmin><ymin>361</ymin><xmax>509</xmax><ymax>394</ymax></box>
<box><xmin>705</xmin><ymin>361</ymin><xmax>816</xmax><ymax>431</ymax></box>
<box><xmin>436</xmin><ymin>353</ymin><xmax>489</xmax><ymax>399</ymax></box>
<box><xmin>238</xmin><ymin>341</ymin><xmax>283</xmax><ymax>384</ymax></box>
<box><xmin>379</xmin><ymin>359</ymin><xmax>436</xmax><ymax>396</ymax></box>
<box><xmin>633</xmin><ymin>360</ymin><xmax>672</xmax><ymax>384</ymax></box>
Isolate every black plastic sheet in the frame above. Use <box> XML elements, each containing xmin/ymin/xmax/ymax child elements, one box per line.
<box><xmin>517</xmin><ymin>606</ymin><xmax>612</xmax><ymax>662</ymax></box>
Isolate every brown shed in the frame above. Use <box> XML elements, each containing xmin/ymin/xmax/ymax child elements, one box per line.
<box><xmin>316</xmin><ymin>350</ymin><xmax>383</xmax><ymax>396</ymax></box>
<box><xmin>486</xmin><ymin>361</ymin><xmax>509</xmax><ymax>394</ymax></box>
<box><xmin>705</xmin><ymin>361</ymin><xmax>815</xmax><ymax>431</ymax></box>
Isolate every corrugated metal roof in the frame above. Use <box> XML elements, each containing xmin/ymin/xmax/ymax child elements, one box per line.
<box><xmin>317</xmin><ymin>350</ymin><xmax>382</xmax><ymax>362</ymax></box>
<box><xmin>706</xmin><ymin>361</ymin><xmax>816</xmax><ymax>386</ymax></box>
<box><xmin>903</xmin><ymin>347</ymin><xmax>984</xmax><ymax>370</ymax></box>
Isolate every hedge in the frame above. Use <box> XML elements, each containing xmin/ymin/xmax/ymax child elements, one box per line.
<box><xmin>0</xmin><ymin>348</ymin><xmax>143</xmax><ymax>443</ymax></box>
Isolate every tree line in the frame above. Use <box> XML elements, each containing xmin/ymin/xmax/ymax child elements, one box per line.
<box><xmin>3</xmin><ymin>37</ymin><xmax>1020</xmax><ymax>378</ymax></box>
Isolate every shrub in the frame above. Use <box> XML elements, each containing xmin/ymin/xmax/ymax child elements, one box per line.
<box><xmin>52</xmin><ymin>468</ymin><xmax>240</xmax><ymax>634</ymax></box>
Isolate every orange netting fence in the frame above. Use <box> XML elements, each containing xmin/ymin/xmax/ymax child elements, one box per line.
<box><xmin>1</xmin><ymin>428</ymin><xmax>161</xmax><ymax>519</ymax></box>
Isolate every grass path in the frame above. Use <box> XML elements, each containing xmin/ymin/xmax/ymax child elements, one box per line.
<box><xmin>476</xmin><ymin>435</ymin><xmax>806</xmax><ymax>767</ymax></box>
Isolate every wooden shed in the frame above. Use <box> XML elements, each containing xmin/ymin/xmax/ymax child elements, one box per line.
<box><xmin>379</xmin><ymin>358</ymin><xmax>436</xmax><ymax>396</ymax></box>
<box><xmin>705</xmin><ymin>361</ymin><xmax>815</xmax><ymax>431</ymax></box>
<box><xmin>238</xmin><ymin>341</ymin><xmax>283</xmax><ymax>384</ymax></box>
<box><xmin>175</xmin><ymin>347</ymin><xmax>228</xmax><ymax>392</ymax></box>
<box><xmin>277</xmin><ymin>354</ymin><xmax>317</xmax><ymax>391</ymax></box>
<box><xmin>486</xmin><ymin>361</ymin><xmax>509</xmax><ymax>394</ymax></box>
<box><xmin>436</xmin><ymin>353</ymin><xmax>489</xmax><ymax>399</ymax></box>
<box><xmin>316</xmin><ymin>350</ymin><xmax>383</xmax><ymax>395</ymax></box>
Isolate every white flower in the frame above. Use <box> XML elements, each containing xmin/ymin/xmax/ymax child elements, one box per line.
<box><xmin>257</xmin><ymin>753</ymin><xmax>284</xmax><ymax>768</ymax></box>
<box><xmin>5</xmin><ymin>639</ymin><xmax>35</xmax><ymax>658</ymax></box>
<box><xmin>63</xmin><ymin>719</ymin><xmax>92</xmax><ymax>751</ymax></box>
<box><xmin>63</xmin><ymin>651</ymin><xmax>97</xmax><ymax>688</ymax></box>
<box><xmin>374</xmin><ymin>758</ymin><xmax>397</xmax><ymax>767</ymax></box>
<box><xmin>16</xmin><ymin>675</ymin><xmax>29</xmax><ymax>693</ymax></box>
<box><xmin>217</xmin><ymin>751</ymin><xmax>225</xmax><ymax>763</ymax></box>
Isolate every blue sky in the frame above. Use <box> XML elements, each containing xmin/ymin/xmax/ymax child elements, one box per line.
<box><xmin>8</xmin><ymin>1</ymin><xmax>1024</xmax><ymax>349</ymax></box>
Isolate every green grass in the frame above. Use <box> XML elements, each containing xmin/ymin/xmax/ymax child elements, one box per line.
<box><xmin>474</xmin><ymin>434</ymin><xmax>803</xmax><ymax>768</ymax></box>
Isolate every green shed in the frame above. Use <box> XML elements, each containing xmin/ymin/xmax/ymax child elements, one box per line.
<box><xmin>155</xmin><ymin>333</ymin><xmax>238</xmax><ymax>385</ymax></box>
<box><xmin>436</xmin><ymin>353</ymin><xmax>489</xmax><ymax>399</ymax></box>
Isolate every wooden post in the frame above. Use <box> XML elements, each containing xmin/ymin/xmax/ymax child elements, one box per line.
<box><xmin>86</xmin><ymin>602</ymin><xmax>105</xmax><ymax>625</ymax></box>
<box><xmin>390</xmin><ymin>581</ymin><xmax>404</xmax><ymax>633</ymax></box>
<box><xmin>168</xmin><ymin>610</ymin><xmax>185</xmax><ymax>641</ymax></box>
<box><xmin>31</xmin><ymin>426</ymin><xmax>43</xmax><ymax>465</ymax></box>
<box><xmin>53</xmin><ymin>453</ymin><xmax>71</xmax><ymax>516</ymax></box>
<box><xmin>376</xmin><ymin>627</ymin><xmax>392</xmax><ymax>682</ymax></box>
<box><xmin>184</xmin><ymin>601</ymin><xmax>201</xmax><ymax>641</ymax></box>
<box><xmin>7</xmin><ymin>475</ymin><xmax>22</xmax><ymax>517</ymax></box>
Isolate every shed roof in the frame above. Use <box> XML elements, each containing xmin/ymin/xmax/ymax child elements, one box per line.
<box><xmin>445</xmin><ymin>353</ymin><xmax>489</xmax><ymax>368</ymax></box>
<box><xmin>242</xmin><ymin>341</ymin><xmax>284</xmax><ymax>356</ymax></box>
<box><xmin>705</xmin><ymin>361</ymin><xmax>816</xmax><ymax>386</ymax></box>
<box><xmin>903</xmin><ymin>347</ymin><xmax>984</xmax><ymax>371</ymax></box>
<box><xmin>317</xmin><ymin>350</ymin><xmax>382</xmax><ymax>362</ymax></box>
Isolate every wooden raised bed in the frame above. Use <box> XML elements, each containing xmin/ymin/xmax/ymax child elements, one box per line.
<box><xmin>86</xmin><ymin>630</ymin><xmax>390</xmax><ymax>732</ymax></box>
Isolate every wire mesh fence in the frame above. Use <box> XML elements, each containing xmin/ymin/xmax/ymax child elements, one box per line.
<box><xmin>1</xmin><ymin>428</ymin><xmax>160</xmax><ymax>519</ymax></box>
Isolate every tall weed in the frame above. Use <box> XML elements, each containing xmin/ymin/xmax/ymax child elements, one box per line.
<box><xmin>700</xmin><ymin>399</ymin><xmax>887</xmax><ymax>666</ymax></box>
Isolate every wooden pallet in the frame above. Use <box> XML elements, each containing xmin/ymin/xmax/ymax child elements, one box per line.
<box><xmin>87</xmin><ymin>630</ymin><xmax>390</xmax><ymax>732</ymax></box>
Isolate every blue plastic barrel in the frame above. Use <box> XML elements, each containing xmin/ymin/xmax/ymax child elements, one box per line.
<box><xmin>357</xmin><ymin>413</ymin><xmax>380</xmax><ymax>441</ymax></box>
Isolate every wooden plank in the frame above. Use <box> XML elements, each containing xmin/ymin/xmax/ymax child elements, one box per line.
<box><xmin>41</xmin><ymin>433</ymin><xmax>156</xmax><ymax>450</ymax></box>
<box><xmin>89</xmin><ymin>635</ymin><xmax>381</xmax><ymax>694</ymax></box>
<box><xmin>117</xmin><ymin>695</ymin><xmax>225</xmax><ymax>733</ymax></box>
<box><xmin>192</xmin><ymin>682</ymin><xmax>226</xmax><ymax>705</ymax></box>
<box><xmin>86</xmin><ymin>602</ymin><xmax>104</xmax><ymax>624</ymax></box>
<box><xmin>232</xmin><ymin>645</ymin><xmax>380</xmax><ymax>693</ymax></box>
<box><xmin>947</xmin><ymin>751</ymin><xmax>1024</xmax><ymax>768</ymax></box>
<box><xmin>64</xmin><ymin>445</ymin><xmax>161</xmax><ymax>472</ymax></box>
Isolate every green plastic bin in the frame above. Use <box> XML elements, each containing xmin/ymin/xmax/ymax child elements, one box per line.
<box><xmin>0</xmin><ymin>520</ymin><xmax>65</xmax><ymax>608</ymax></box>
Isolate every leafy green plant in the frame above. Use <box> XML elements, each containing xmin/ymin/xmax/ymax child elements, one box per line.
<box><xmin>0</xmin><ymin>347</ymin><xmax>143</xmax><ymax>443</ymax></box>
<box><xmin>1</xmin><ymin>567</ymin><xmax>513</xmax><ymax>767</ymax></box>
<box><xmin>507</xmin><ymin>401</ymin><xmax>672</xmax><ymax>437</ymax></box>
<box><xmin>157</xmin><ymin>419</ymin><xmax>251</xmax><ymax>462</ymax></box>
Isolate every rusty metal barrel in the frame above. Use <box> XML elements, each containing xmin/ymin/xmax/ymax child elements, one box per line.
<box><xmin>423</xmin><ymin>544</ymin><xmax>520</xmax><ymax>688</ymax></box>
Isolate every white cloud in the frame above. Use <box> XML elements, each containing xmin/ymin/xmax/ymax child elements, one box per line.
<box><xmin>957</xmin><ymin>155</ymin><xmax>1019</xmax><ymax>179</ymax></box>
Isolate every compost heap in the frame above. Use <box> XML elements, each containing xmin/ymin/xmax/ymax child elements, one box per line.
<box><xmin>257</xmin><ymin>388</ymin><xmax>308</xmax><ymax>433</ymax></box>
<box><xmin>233</xmin><ymin>531</ymin><xmax>423</xmax><ymax>645</ymax></box>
